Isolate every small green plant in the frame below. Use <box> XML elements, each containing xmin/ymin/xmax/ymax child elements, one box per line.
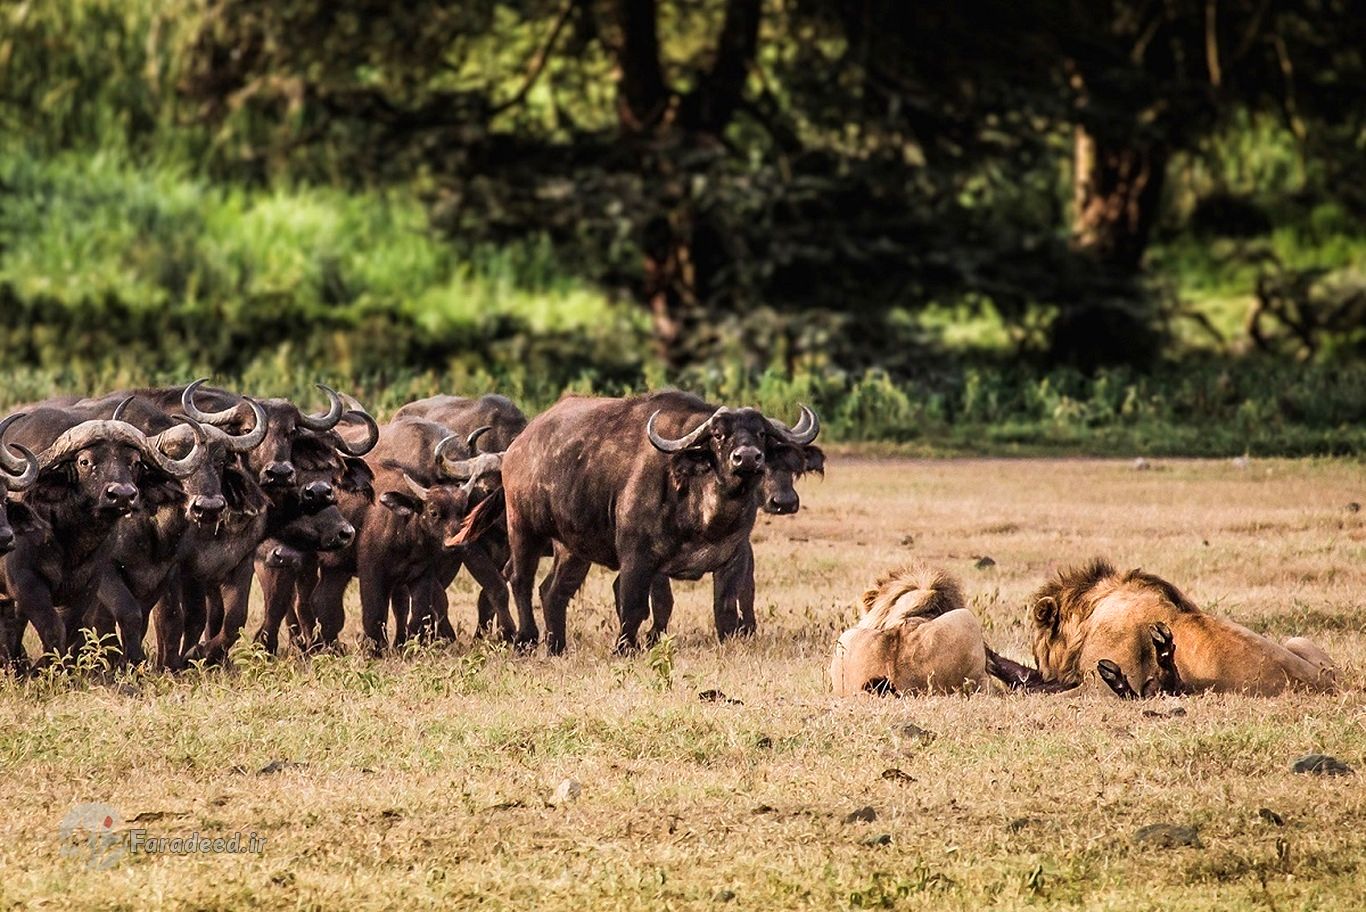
<box><xmin>645</xmin><ymin>635</ymin><xmax>675</xmax><ymax>692</ymax></box>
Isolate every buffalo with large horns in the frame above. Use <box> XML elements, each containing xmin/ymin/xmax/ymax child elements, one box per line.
<box><xmin>0</xmin><ymin>407</ymin><xmax>206</xmax><ymax>666</ymax></box>
<box><xmin>501</xmin><ymin>393</ymin><xmax>819</xmax><ymax>654</ymax></box>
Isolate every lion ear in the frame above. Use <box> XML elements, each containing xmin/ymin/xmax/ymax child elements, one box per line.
<box><xmin>1032</xmin><ymin>596</ymin><xmax>1058</xmax><ymax>628</ymax></box>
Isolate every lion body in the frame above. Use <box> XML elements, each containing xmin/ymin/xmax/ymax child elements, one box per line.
<box><xmin>830</xmin><ymin>565</ymin><xmax>991</xmax><ymax>696</ymax></box>
<box><xmin>1031</xmin><ymin>559</ymin><xmax>1336</xmax><ymax>696</ymax></box>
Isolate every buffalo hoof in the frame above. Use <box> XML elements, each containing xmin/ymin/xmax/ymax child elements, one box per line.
<box><xmin>513</xmin><ymin>633</ymin><xmax>540</xmax><ymax>656</ymax></box>
<box><xmin>612</xmin><ymin>637</ymin><xmax>641</xmax><ymax>657</ymax></box>
<box><xmin>545</xmin><ymin>637</ymin><xmax>567</xmax><ymax>657</ymax></box>
<box><xmin>1150</xmin><ymin>622</ymin><xmax>1175</xmax><ymax>664</ymax></box>
<box><xmin>1096</xmin><ymin>659</ymin><xmax>1139</xmax><ymax>699</ymax></box>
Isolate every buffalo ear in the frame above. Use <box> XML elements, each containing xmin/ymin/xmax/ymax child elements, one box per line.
<box><xmin>803</xmin><ymin>445</ymin><xmax>826</xmax><ymax>476</ymax></box>
<box><xmin>339</xmin><ymin>456</ymin><xmax>375</xmax><ymax>501</ymax></box>
<box><xmin>667</xmin><ymin>450</ymin><xmax>713</xmax><ymax>490</ymax></box>
<box><xmin>141</xmin><ymin>473</ymin><xmax>187</xmax><ymax>509</ymax></box>
<box><xmin>31</xmin><ymin>466</ymin><xmax>74</xmax><ymax>504</ymax></box>
<box><xmin>379</xmin><ymin>491</ymin><xmax>421</xmax><ymax>516</ymax></box>
<box><xmin>222</xmin><ymin>464</ymin><xmax>268</xmax><ymax>516</ymax></box>
<box><xmin>1032</xmin><ymin>596</ymin><xmax>1058</xmax><ymax>629</ymax></box>
<box><xmin>5</xmin><ymin>500</ymin><xmax>48</xmax><ymax>535</ymax></box>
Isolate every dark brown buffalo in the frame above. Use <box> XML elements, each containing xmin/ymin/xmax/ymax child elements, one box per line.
<box><xmin>644</xmin><ymin>439</ymin><xmax>826</xmax><ymax>640</ymax></box>
<box><xmin>0</xmin><ymin>414</ymin><xmax>41</xmax><ymax>556</ymax></box>
<box><xmin>501</xmin><ymin>392</ymin><xmax>819</xmax><ymax>654</ymax></box>
<box><xmin>58</xmin><ymin>383</ymin><xmax>373</xmax><ymax>666</ymax></box>
<box><xmin>393</xmin><ymin>394</ymin><xmax>526</xmax><ymax>639</ymax></box>
<box><xmin>188</xmin><ymin>405</ymin><xmax>375</xmax><ymax>664</ymax></box>
<box><xmin>393</xmin><ymin>394</ymin><xmax>526</xmax><ymax>451</ymax></box>
<box><xmin>57</xmin><ymin>394</ymin><xmax>270</xmax><ymax>668</ymax></box>
<box><xmin>0</xmin><ymin>408</ymin><xmax>206</xmax><ymax>666</ymax></box>
<box><xmin>293</xmin><ymin>416</ymin><xmax>502</xmax><ymax>653</ymax></box>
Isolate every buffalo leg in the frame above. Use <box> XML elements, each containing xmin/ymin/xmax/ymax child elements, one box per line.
<box><xmin>97</xmin><ymin>574</ymin><xmax>147</xmax><ymax>666</ymax></box>
<box><xmin>1147</xmin><ymin>622</ymin><xmax>1185</xmax><ymax>697</ymax></box>
<box><xmin>153</xmin><ymin>590</ymin><xmax>186</xmax><ymax>671</ymax></box>
<box><xmin>254</xmin><ymin>559</ymin><xmax>293</xmax><ymax>654</ymax></box>
<box><xmin>291</xmin><ymin>555</ymin><xmax>320</xmax><ymax>648</ymax></box>
<box><xmin>645</xmin><ymin>576</ymin><xmax>675</xmax><ymax>646</ymax></box>
<box><xmin>185</xmin><ymin>560</ymin><xmax>245</xmax><ymax>665</ymax></box>
<box><xmin>505</xmin><ymin>520</ymin><xmax>547</xmax><ymax>651</ymax></box>
<box><xmin>180</xmin><ymin>577</ymin><xmax>208</xmax><ymax>659</ymax></box>
<box><xmin>734</xmin><ymin>545</ymin><xmax>758</xmax><ymax>635</ymax></box>
<box><xmin>984</xmin><ymin>648</ymin><xmax>1078</xmax><ymax>694</ymax></box>
<box><xmin>312</xmin><ymin>566</ymin><xmax>351</xmax><ymax>649</ymax></box>
<box><xmin>433</xmin><ymin>585</ymin><xmax>457</xmax><ymax>641</ymax></box>
<box><xmin>463</xmin><ymin>544</ymin><xmax>514</xmax><ymax>642</ymax></box>
<box><xmin>390</xmin><ymin>583</ymin><xmax>411</xmax><ymax>650</ymax></box>
<box><xmin>358</xmin><ymin>570</ymin><xmax>390</xmax><ymax>656</ymax></box>
<box><xmin>12</xmin><ymin>572</ymin><xmax>65</xmax><ymax>667</ymax></box>
<box><xmin>540</xmin><ymin>550</ymin><xmax>590</xmax><ymax>657</ymax></box>
<box><xmin>614</xmin><ymin>558</ymin><xmax>657</xmax><ymax>655</ymax></box>
<box><xmin>1096</xmin><ymin>659</ymin><xmax>1140</xmax><ymax>699</ymax></box>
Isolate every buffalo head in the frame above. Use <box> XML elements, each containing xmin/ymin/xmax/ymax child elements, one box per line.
<box><xmin>29</xmin><ymin>411</ymin><xmax>207</xmax><ymax>517</ymax></box>
<box><xmin>646</xmin><ymin>404</ymin><xmax>820</xmax><ymax>490</ymax></box>
<box><xmin>380</xmin><ymin>474</ymin><xmax>473</xmax><ymax>551</ymax></box>
<box><xmin>0</xmin><ymin>413</ymin><xmax>41</xmax><ymax>554</ymax></box>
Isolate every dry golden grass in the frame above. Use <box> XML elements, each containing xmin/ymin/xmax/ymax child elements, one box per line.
<box><xmin>2</xmin><ymin>457</ymin><xmax>1365</xmax><ymax>910</ymax></box>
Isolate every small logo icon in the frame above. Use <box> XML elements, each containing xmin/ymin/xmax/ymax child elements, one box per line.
<box><xmin>58</xmin><ymin>803</ymin><xmax>126</xmax><ymax>870</ymax></box>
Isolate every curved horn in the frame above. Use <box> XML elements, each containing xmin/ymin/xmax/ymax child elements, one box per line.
<box><xmin>0</xmin><ymin>413</ymin><xmax>32</xmax><ymax>476</ymax></box>
<box><xmin>0</xmin><ymin>444</ymin><xmax>39</xmax><ymax>491</ymax></box>
<box><xmin>434</xmin><ymin>434</ymin><xmax>464</xmax><ymax>478</ymax></box>
<box><xmin>403</xmin><ymin>473</ymin><xmax>430</xmax><ymax>501</ymax></box>
<box><xmin>36</xmin><ymin>419</ymin><xmax>207</xmax><ymax>478</ymax></box>
<box><xmin>334</xmin><ymin>408</ymin><xmax>378</xmax><ymax>457</ymax></box>
<box><xmin>111</xmin><ymin>396</ymin><xmax>136</xmax><ymax>424</ymax></box>
<box><xmin>222</xmin><ymin>397</ymin><xmax>268</xmax><ymax>453</ymax></box>
<box><xmin>465</xmin><ymin>425</ymin><xmax>493</xmax><ymax>453</ymax></box>
<box><xmin>141</xmin><ymin>417</ymin><xmax>209</xmax><ymax>478</ymax></box>
<box><xmin>444</xmin><ymin>452</ymin><xmax>503</xmax><ymax>484</ymax></box>
<box><xmin>0</xmin><ymin>411</ymin><xmax>38</xmax><ymax>490</ymax></box>
<box><xmin>767</xmin><ymin>404</ymin><xmax>820</xmax><ymax>446</ymax></box>
<box><xmin>645</xmin><ymin>408</ymin><xmax>719</xmax><ymax>453</ymax></box>
<box><xmin>298</xmin><ymin>384</ymin><xmax>345</xmax><ymax>431</ymax></box>
<box><xmin>181</xmin><ymin>378</ymin><xmax>241</xmax><ymax>427</ymax></box>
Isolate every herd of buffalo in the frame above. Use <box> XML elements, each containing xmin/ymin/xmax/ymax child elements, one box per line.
<box><xmin>0</xmin><ymin>381</ymin><xmax>1340</xmax><ymax>698</ymax></box>
<box><xmin>0</xmin><ymin>383</ymin><xmax>823</xmax><ymax>673</ymax></box>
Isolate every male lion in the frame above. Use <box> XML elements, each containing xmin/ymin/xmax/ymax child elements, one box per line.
<box><xmin>1029</xmin><ymin>558</ymin><xmax>1337</xmax><ymax>698</ymax></box>
<box><xmin>831</xmin><ymin>564</ymin><xmax>1066</xmax><ymax>697</ymax></box>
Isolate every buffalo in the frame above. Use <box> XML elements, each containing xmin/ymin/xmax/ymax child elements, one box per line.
<box><xmin>0</xmin><ymin>408</ymin><xmax>205</xmax><ymax>666</ymax></box>
<box><xmin>501</xmin><ymin>392</ymin><xmax>819</xmax><ymax>654</ymax></box>
<box><xmin>392</xmin><ymin>394</ymin><xmax>525</xmax><ymax>639</ymax></box>
<box><xmin>294</xmin><ymin>416</ymin><xmax>504</xmax><ymax>653</ymax></box>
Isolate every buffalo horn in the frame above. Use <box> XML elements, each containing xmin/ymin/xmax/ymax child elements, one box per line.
<box><xmin>181</xmin><ymin>378</ymin><xmax>242</xmax><ymax>426</ymax></box>
<box><xmin>645</xmin><ymin>407</ymin><xmax>725</xmax><ymax>453</ymax></box>
<box><xmin>297</xmin><ymin>384</ymin><xmax>345</xmax><ymax>431</ymax></box>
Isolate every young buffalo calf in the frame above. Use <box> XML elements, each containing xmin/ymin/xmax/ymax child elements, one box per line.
<box><xmin>1030</xmin><ymin>558</ymin><xmax>1338</xmax><ymax>698</ymax></box>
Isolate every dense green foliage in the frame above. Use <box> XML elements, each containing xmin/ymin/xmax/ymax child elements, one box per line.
<box><xmin>0</xmin><ymin>0</ymin><xmax>1362</xmax><ymax>452</ymax></box>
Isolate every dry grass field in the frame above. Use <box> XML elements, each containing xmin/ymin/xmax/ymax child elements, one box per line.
<box><xmin>2</xmin><ymin>456</ymin><xmax>1365</xmax><ymax>911</ymax></box>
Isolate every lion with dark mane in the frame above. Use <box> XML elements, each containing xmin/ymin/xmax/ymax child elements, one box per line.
<box><xmin>1030</xmin><ymin>558</ymin><xmax>1337</xmax><ymax>698</ymax></box>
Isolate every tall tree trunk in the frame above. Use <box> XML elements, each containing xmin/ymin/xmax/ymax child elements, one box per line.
<box><xmin>611</xmin><ymin>0</ymin><xmax>761</xmax><ymax>367</ymax></box>
<box><xmin>615</xmin><ymin>0</ymin><xmax>670</xmax><ymax>133</ymax></box>
<box><xmin>1072</xmin><ymin>126</ymin><xmax>1168</xmax><ymax>272</ymax></box>
<box><xmin>679</xmin><ymin>0</ymin><xmax>761</xmax><ymax>134</ymax></box>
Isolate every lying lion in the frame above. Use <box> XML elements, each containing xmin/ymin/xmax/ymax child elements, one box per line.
<box><xmin>1030</xmin><ymin>559</ymin><xmax>1337</xmax><ymax>697</ymax></box>
<box><xmin>830</xmin><ymin>564</ymin><xmax>1067</xmax><ymax>696</ymax></box>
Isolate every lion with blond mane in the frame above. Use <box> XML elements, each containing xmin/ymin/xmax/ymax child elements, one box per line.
<box><xmin>1029</xmin><ymin>558</ymin><xmax>1337</xmax><ymax>698</ymax></box>
<box><xmin>831</xmin><ymin>564</ymin><xmax>1067</xmax><ymax>696</ymax></box>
